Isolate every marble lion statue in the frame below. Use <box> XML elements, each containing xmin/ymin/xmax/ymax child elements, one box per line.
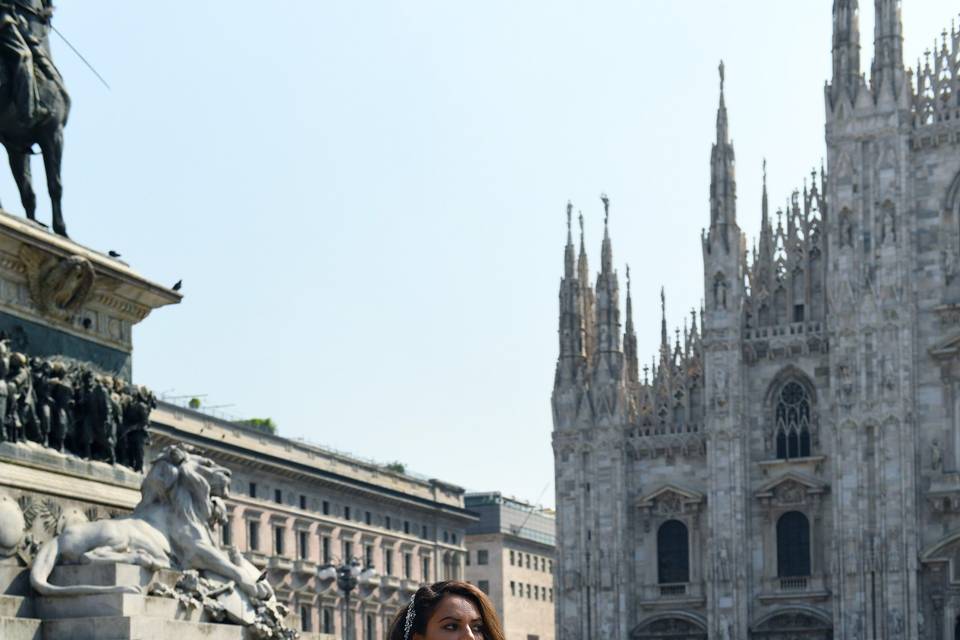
<box><xmin>30</xmin><ymin>444</ymin><xmax>273</xmax><ymax>602</ymax></box>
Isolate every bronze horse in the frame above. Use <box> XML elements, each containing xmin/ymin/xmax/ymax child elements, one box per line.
<box><xmin>0</xmin><ymin>3</ymin><xmax>70</xmax><ymax>237</ymax></box>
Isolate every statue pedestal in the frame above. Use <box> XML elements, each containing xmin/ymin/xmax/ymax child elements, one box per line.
<box><xmin>4</xmin><ymin>563</ymin><xmax>320</xmax><ymax>640</ymax></box>
<box><xmin>0</xmin><ymin>210</ymin><xmax>180</xmax><ymax>380</ymax></box>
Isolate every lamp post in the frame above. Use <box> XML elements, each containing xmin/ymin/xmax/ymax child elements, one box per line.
<box><xmin>318</xmin><ymin>558</ymin><xmax>377</xmax><ymax>640</ymax></box>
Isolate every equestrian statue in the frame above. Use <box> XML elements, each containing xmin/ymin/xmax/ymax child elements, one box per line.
<box><xmin>0</xmin><ymin>0</ymin><xmax>69</xmax><ymax>237</ymax></box>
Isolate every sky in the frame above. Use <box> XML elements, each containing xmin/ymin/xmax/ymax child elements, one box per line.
<box><xmin>21</xmin><ymin>2</ymin><xmax>956</xmax><ymax>509</ymax></box>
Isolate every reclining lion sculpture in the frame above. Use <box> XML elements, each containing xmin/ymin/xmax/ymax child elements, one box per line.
<box><xmin>29</xmin><ymin>444</ymin><xmax>292</xmax><ymax>637</ymax></box>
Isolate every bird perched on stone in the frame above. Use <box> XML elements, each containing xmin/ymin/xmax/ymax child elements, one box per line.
<box><xmin>172</xmin><ymin>279</ymin><xmax>182</xmax><ymax>292</ymax></box>
<box><xmin>108</xmin><ymin>250</ymin><xmax>121</xmax><ymax>258</ymax></box>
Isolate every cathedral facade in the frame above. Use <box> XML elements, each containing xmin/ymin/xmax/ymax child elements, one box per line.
<box><xmin>551</xmin><ymin>2</ymin><xmax>960</xmax><ymax>639</ymax></box>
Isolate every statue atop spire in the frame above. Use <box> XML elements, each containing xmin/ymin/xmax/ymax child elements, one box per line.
<box><xmin>600</xmin><ymin>194</ymin><xmax>613</xmax><ymax>274</ymax></box>
<box><xmin>708</xmin><ymin>60</ymin><xmax>737</xmax><ymax>252</ymax></box>
<box><xmin>564</xmin><ymin>201</ymin><xmax>575</xmax><ymax>278</ymax></box>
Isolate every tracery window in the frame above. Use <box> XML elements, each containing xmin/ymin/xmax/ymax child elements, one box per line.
<box><xmin>657</xmin><ymin>520</ymin><xmax>689</xmax><ymax>584</ymax></box>
<box><xmin>776</xmin><ymin>511</ymin><xmax>811</xmax><ymax>577</ymax></box>
<box><xmin>775</xmin><ymin>381</ymin><xmax>811</xmax><ymax>459</ymax></box>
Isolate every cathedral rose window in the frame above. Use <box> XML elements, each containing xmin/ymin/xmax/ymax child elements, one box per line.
<box><xmin>775</xmin><ymin>381</ymin><xmax>812</xmax><ymax>460</ymax></box>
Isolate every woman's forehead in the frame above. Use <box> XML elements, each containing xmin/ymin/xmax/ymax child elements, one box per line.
<box><xmin>432</xmin><ymin>594</ymin><xmax>481</xmax><ymax>619</ymax></box>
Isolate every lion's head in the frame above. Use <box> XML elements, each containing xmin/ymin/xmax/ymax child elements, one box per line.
<box><xmin>138</xmin><ymin>445</ymin><xmax>232</xmax><ymax>532</ymax></box>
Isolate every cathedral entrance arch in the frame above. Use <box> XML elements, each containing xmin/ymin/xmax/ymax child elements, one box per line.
<box><xmin>750</xmin><ymin>608</ymin><xmax>832</xmax><ymax>639</ymax></box>
<box><xmin>631</xmin><ymin>612</ymin><xmax>706</xmax><ymax>639</ymax></box>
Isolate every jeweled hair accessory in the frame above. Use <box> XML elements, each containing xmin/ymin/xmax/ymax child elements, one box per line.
<box><xmin>403</xmin><ymin>592</ymin><xmax>417</xmax><ymax>640</ymax></box>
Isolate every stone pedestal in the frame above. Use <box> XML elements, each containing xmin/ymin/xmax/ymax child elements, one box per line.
<box><xmin>0</xmin><ymin>563</ymin><xmax>327</xmax><ymax>640</ymax></box>
<box><xmin>0</xmin><ymin>210</ymin><xmax>180</xmax><ymax>380</ymax></box>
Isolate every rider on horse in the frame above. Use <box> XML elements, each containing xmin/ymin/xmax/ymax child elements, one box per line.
<box><xmin>0</xmin><ymin>0</ymin><xmax>56</xmax><ymax>126</ymax></box>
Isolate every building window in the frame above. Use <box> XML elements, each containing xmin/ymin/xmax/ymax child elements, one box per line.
<box><xmin>365</xmin><ymin>614</ymin><xmax>375</xmax><ymax>640</ymax></box>
<box><xmin>404</xmin><ymin>521</ymin><xmax>411</xmax><ymax>535</ymax></box>
<box><xmin>274</xmin><ymin>489</ymin><xmax>282</xmax><ymax>504</ymax></box>
<box><xmin>221</xmin><ymin>519</ymin><xmax>231</xmax><ymax>546</ymax></box>
<box><xmin>534</xmin><ymin>556</ymin><xmax>539</xmax><ymax>571</ymax></box>
<box><xmin>300</xmin><ymin>605</ymin><xmax>312</xmax><ymax>632</ymax></box>
<box><xmin>477</xmin><ymin>549</ymin><xmax>489</xmax><ymax>565</ymax></box>
<box><xmin>299</xmin><ymin>494</ymin><xmax>307</xmax><ymax>510</ymax></box>
<box><xmin>322</xmin><ymin>536</ymin><xmax>331</xmax><ymax>564</ymax></box>
<box><xmin>775</xmin><ymin>380</ymin><xmax>812</xmax><ymax>459</ymax></box>
<box><xmin>274</xmin><ymin>526</ymin><xmax>285</xmax><ymax>556</ymax></box>
<box><xmin>298</xmin><ymin>530</ymin><xmax>309</xmax><ymax>560</ymax></box>
<box><xmin>534</xmin><ymin>585</ymin><xmax>540</xmax><ymax>600</ymax></box>
<box><xmin>365</xmin><ymin>511</ymin><xmax>372</xmax><ymax>525</ymax></box>
<box><xmin>525</xmin><ymin>553</ymin><xmax>531</xmax><ymax>568</ymax></box>
<box><xmin>422</xmin><ymin>525</ymin><xmax>429</xmax><ymax>539</ymax></box>
<box><xmin>385</xmin><ymin>516</ymin><xmax>392</xmax><ymax>529</ymax></box>
<box><xmin>548</xmin><ymin>560</ymin><xmax>553</xmax><ymax>573</ymax></box>
<box><xmin>465</xmin><ymin>551</ymin><xmax>470</xmax><ymax>566</ymax></box>
<box><xmin>343</xmin><ymin>540</ymin><xmax>353</xmax><ymax>561</ymax></box>
<box><xmin>452</xmin><ymin>533</ymin><xmax>457</xmax><ymax>544</ymax></box>
<box><xmin>322</xmin><ymin>608</ymin><xmax>334</xmax><ymax>634</ymax></box>
<box><xmin>777</xmin><ymin>511</ymin><xmax>811</xmax><ymax>577</ymax></box>
<box><xmin>385</xmin><ymin>549</ymin><xmax>394</xmax><ymax>575</ymax></box>
<box><xmin>510</xmin><ymin>581</ymin><xmax>515</xmax><ymax>596</ymax></box>
<box><xmin>344</xmin><ymin>506</ymin><xmax>351</xmax><ymax>520</ymax></box>
<box><xmin>526</xmin><ymin>584</ymin><xmax>531</xmax><ymax>598</ymax></box>
<box><xmin>365</xmin><ymin>545</ymin><xmax>374</xmax><ymax>569</ymax></box>
<box><xmin>549</xmin><ymin>588</ymin><xmax>553</xmax><ymax>602</ymax></box>
<box><xmin>443</xmin><ymin>530</ymin><xmax>449</xmax><ymax>543</ymax></box>
<box><xmin>657</xmin><ymin>520</ymin><xmax>689</xmax><ymax>584</ymax></box>
<box><xmin>509</xmin><ymin>550</ymin><xmax>515</xmax><ymax>565</ymax></box>
<box><xmin>322</xmin><ymin>500</ymin><xmax>330</xmax><ymax>515</ymax></box>
<box><xmin>423</xmin><ymin>557</ymin><xmax>431</xmax><ymax>582</ymax></box>
<box><xmin>248</xmin><ymin>482</ymin><xmax>257</xmax><ymax>498</ymax></box>
<box><xmin>404</xmin><ymin>553</ymin><xmax>413</xmax><ymax>579</ymax></box>
<box><xmin>248</xmin><ymin>520</ymin><xmax>260</xmax><ymax>552</ymax></box>
<box><xmin>478</xmin><ymin>580</ymin><xmax>489</xmax><ymax>594</ymax></box>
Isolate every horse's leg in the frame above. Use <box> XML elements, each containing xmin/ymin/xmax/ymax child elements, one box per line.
<box><xmin>38</xmin><ymin>128</ymin><xmax>65</xmax><ymax>237</ymax></box>
<box><xmin>7</xmin><ymin>149</ymin><xmax>35</xmax><ymax>221</ymax></box>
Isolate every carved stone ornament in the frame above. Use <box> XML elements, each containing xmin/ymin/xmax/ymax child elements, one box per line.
<box><xmin>774</xmin><ymin>480</ymin><xmax>806</xmax><ymax>505</ymax></box>
<box><xmin>18</xmin><ymin>245</ymin><xmax>95</xmax><ymax>319</ymax></box>
<box><xmin>836</xmin><ymin>358</ymin><xmax>856</xmax><ymax>407</ymax></box>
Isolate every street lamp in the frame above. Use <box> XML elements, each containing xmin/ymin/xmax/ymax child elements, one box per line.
<box><xmin>318</xmin><ymin>558</ymin><xmax>377</xmax><ymax>640</ymax></box>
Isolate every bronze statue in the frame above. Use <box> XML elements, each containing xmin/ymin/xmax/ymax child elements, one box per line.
<box><xmin>0</xmin><ymin>344</ymin><xmax>155</xmax><ymax>470</ymax></box>
<box><xmin>46</xmin><ymin>361</ymin><xmax>72</xmax><ymax>451</ymax></box>
<box><xmin>117</xmin><ymin>385</ymin><xmax>154</xmax><ymax>472</ymax></box>
<box><xmin>0</xmin><ymin>0</ymin><xmax>70</xmax><ymax>236</ymax></box>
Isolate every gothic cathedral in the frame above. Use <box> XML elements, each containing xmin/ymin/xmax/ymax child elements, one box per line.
<box><xmin>551</xmin><ymin>2</ymin><xmax>960</xmax><ymax>638</ymax></box>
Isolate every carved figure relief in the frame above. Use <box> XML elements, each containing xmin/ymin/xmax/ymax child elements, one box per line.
<box><xmin>712</xmin><ymin>367</ymin><xmax>729</xmax><ymax>409</ymax></box>
<box><xmin>836</xmin><ymin>359</ymin><xmax>856</xmax><ymax>406</ymax></box>
<box><xmin>655</xmin><ymin>493</ymin><xmax>683</xmax><ymax>516</ymax></box>
<box><xmin>0</xmin><ymin>343</ymin><xmax>155</xmax><ymax>470</ymax></box>
<box><xmin>774</xmin><ymin>480</ymin><xmax>806</xmax><ymax>505</ymax></box>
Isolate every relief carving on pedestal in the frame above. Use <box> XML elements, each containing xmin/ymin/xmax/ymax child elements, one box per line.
<box><xmin>18</xmin><ymin>246</ymin><xmax>95</xmax><ymax>320</ymax></box>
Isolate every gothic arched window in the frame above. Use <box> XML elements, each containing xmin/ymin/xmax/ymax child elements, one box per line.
<box><xmin>776</xmin><ymin>511</ymin><xmax>811</xmax><ymax>577</ymax></box>
<box><xmin>775</xmin><ymin>381</ymin><xmax>812</xmax><ymax>460</ymax></box>
<box><xmin>657</xmin><ymin>520</ymin><xmax>689</xmax><ymax>584</ymax></box>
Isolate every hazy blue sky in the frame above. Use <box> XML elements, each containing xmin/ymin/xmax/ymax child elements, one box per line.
<box><xmin>25</xmin><ymin>2</ymin><xmax>955</xmax><ymax>508</ymax></box>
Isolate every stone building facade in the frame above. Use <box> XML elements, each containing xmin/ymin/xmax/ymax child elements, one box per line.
<box><xmin>464</xmin><ymin>492</ymin><xmax>556</xmax><ymax>640</ymax></box>
<box><xmin>551</xmin><ymin>2</ymin><xmax>960</xmax><ymax>638</ymax></box>
<box><xmin>148</xmin><ymin>402</ymin><xmax>474</xmax><ymax>639</ymax></box>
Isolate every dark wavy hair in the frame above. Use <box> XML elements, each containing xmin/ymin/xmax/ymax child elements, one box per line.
<box><xmin>386</xmin><ymin>581</ymin><xmax>505</xmax><ymax>640</ymax></box>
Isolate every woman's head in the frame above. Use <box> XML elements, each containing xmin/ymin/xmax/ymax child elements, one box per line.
<box><xmin>386</xmin><ymin>581</ymin><xmax>505</xmax><ymax>640</ymax></box>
